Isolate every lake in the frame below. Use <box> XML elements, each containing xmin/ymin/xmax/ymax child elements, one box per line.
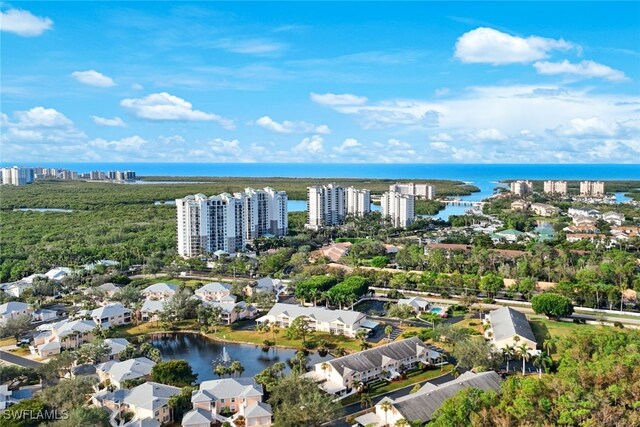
<box><xmin>149</xmin><ymin>333</ymin><xmax>333</xmax><ymax>382</ymax></box>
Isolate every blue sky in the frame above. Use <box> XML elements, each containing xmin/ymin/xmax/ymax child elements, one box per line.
<box><xmin>1</xmin><ymin>1</ymin><xmax>639</xmax><ymax>163</ymax></box>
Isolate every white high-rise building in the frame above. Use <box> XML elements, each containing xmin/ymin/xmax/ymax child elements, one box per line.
<box><xmin>580</xmin><ymin>181</ymin><xmax>605</xmax><ymax>197</ymax></box>
<box><xmin>510</xmin><ymin>180</ymin><xmax>533</xmax><ymax>196</ymax></box>
<box><xmin>306</xmin><ymin>183</ymin><xmax>345</xmax><ymax>230</ymax></box>
<box><xmin>176</xmin><ymin>188</ymin><xmax>287</xmax><ymax>257</ymax></box>
<box><xmin>0</xmin><ymin>166</ymin><xmax>34</xmax><ymax>186</ymax></box>
<box><xmin>264</xmin><ymin>187</ymin><xmax>288</xmax><ymax>236</ymax></box>
<box><xmin>543</xmin><ymin>180</ymin><xmax>568</xmax><ymax>195</ymax></box>
<box><xmin>382</xmin><ymin>191</ymin><xmax>415</xmax><ymax>228</ymax></box>
<box><xmin>346</xmin><ymin>187</ymin><xmax>371</xmax><ymax>217</ymax></box>
<box><xmin>388</xmin><ymin>183</ymin><xmax>436</xmax><ymax>200</ymax></box>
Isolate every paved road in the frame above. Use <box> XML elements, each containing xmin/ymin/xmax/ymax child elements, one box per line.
<box><xmin>0</xmin><ymin>350</ymin><xmax>42</xmax><ymax>368</ymax></box>
<box><xmin>329</xmin><ymin>371</ymin><xmax>456</xmax><ymax>426</ymax></box>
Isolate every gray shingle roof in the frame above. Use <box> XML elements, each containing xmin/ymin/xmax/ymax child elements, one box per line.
<box><xmin>327</xmin><ymin>337</ymin><xmax>442</xmax><ymax>376</ymax></box>
<box><xmin>98</xmin><ymin>357</ymin><xmax>155</xmax><ymax>383</ymax></box>
<box><xmin>489</xmin><ymin>306</ymin><xmax>537</xmax><ymax>343</ymax></box>
<box><xmin>182</xmin><ymin>408</ymin><xmax>212</xmax><ymax>426</ymax></box>
<box><xmin>198</xmin><ymin>377</ymin><xmax>263</xmax><ymax>401</ymax></box>
<box><xmin>123</xmin><ymin>382</ymin><xmax>181</xmax><ymax>411</ymax></box>
<box><xmin>391</xmin><ymin>371</ymin><xmax>502</xmax><ymax>422</ymax></box>
<box><xmin>0</xmin><ymin>301</ymin><xmax>30</xmax><ymax>316</ymax></box>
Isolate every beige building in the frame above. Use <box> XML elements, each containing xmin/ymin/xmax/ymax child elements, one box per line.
<box><xmin>306</xmin><ymin>337</ymin><xmax>444</xmax><ymax>396</ymax></box>
<box><xmin>381</xmin><ymin>191</ymin><xmax>415</xmax><ymax>228</ymax></box>
<box><xmin>182</xmin><ymin>378</ymin><xmax>272</xmax><ymax>427</ymax></box>
<box><xmin>530</xmin><ymin>203</ymin><xmax>559</xmax><ymax>217</ymax></box>
<box><xmin>484</xmin><ymin>306</ymin><xmax>537</xmax><ymax>351</ymax></box>
<box><xmin>580</xmin><ymin>181</ymin><xmax>605</xmax><ymax>197</ymax></box>
<box><xmin>543</xmin><ymin>180</ymin><xmax>568</xmax><ymax>195</ymax></box>
<box><xmin>510</xmin><ymin>180</ymin><xmax>533</xmax><ymax>196</ymax></box>
<box><xmin>510</xmin><ymin>200</ymin><xmax>530</xmax><ymax>211</ymax></box>
<box><xmin>388</xmin><ymin>183</ymin><xmax>436</xmax><ymax>200</ymax></box>
<box><xmin>33</xmin><ymin>319</ymin><xmax>96</xmax><ymax>357</ymax></box>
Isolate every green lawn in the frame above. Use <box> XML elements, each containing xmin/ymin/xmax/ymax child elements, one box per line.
<box><xmin>528</xmin><ymin>316</ymin><xmax>603</xmax><ymax>355</ymax></box>
<box><xmin>341</xmin><ymin>365</ymin><xmax>454</xmax><ymax>405</ymax></box>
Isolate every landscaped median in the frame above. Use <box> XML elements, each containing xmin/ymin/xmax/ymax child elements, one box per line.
<box><xmin>340</xmin><ymin>364</ymin><xmax>455</xmax><ymax>406</ymax></box>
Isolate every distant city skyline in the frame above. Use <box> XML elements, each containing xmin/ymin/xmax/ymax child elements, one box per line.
<box><xmin>1</xmin><ymin>2</ymin><xmax>639</xmax><ymax>163</ymax></box>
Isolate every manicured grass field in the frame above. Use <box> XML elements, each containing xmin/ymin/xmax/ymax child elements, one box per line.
<box><xmin>528</xmin><ymin>315</ymin><xmax>603</xmax><ymax>355</ymax></box>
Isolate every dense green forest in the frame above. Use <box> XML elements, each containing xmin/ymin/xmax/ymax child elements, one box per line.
<box><xmin>430</xmin><ymin>328</ymin><xmax>640</xmax><ymax>426</ymax></box>
<box><xmin>0</xmin><ymin>180</ymin><xmax>472</xmax><ymax>282</ymax></box>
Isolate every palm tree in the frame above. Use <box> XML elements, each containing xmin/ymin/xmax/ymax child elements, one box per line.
<box><xmin>272</xmin><ymin>325</ymin><xmax>280</xmax><ymax>345</ymax></box>
<box><xmin>230</xmin><ymin>361</ymin><xmax>244</xmax><ymax>378</ymax></box>
<box><xmin>320</xmin><ymin>362</ymin><xmax>330</xmax><ymax>379</ymax></box>
<box><xmin>356</xmin><ymin>329</ymin><xmax>369</xmax><ymax>351</ymax></box>
<box><xmin>214</xmin><ymin>364</ymin><xmax>227</xmax><ymax>378</ymax></box>
<box><xmin>394</xmin><ymin>420</ymin><xmax>409</xmax><ymax>427</ymax></box>
<box><xmin>360</xmin><ymin>393</ymin><xmax>373</xmax><ymax>409</ymax></box>
<box><xmin>542</xmin><ymin>337</ymin><xmax>558</xmax><ymax>355</ymax></box>
<box><xmin>379</xmin><ymin>400</ymin><xmax>393</xmax><ymax>427</ymax></box>
<box><xmin>532</xmin><ymin>352</ymin><xmax>552</xmax><ymax>378</ymax></box>
<box><xmin>502</xmin><ymin>345</ymin><xmax>515</xmax><ymax>373</ymax></box>
<box><xmin>385</xmin><ymin>325</ymin><xmax>393</xmax><ymax>342</ymax></box>
<box><xmin>518</xmin><ymin>344</ymin><xmax>530</xmax><ymax>376</ymax></box>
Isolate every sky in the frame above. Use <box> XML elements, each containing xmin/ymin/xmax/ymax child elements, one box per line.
<box><xmin>1</xmin><ymin>1</ymin><xmax>639</xmax><ymax>164</ymax></box>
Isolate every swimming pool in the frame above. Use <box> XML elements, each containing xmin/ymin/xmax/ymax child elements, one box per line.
<box><xmin>430</xmin><ymin>307</ymin><xmax>443</xmax><ymax>314</ymax></box>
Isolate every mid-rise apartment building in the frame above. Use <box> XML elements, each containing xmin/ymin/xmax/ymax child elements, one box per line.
<box><xmin>543</xmin><ymin>180</ymin><xmax>568</xmax><ymax>195</ymax></box>
<box><xmin>580</xmin><ymin>181</ymin><xmax>605</xmax><ymax>197</ymax></box>
<box><xmin>0</xmin><ymin>166</ymin><xmax>34</xmax><ymax>186</ymax></box>
<box><xmin>510</xmin><ymin>180</ymin><xmax>533</xmax><ymax>196</ymax></box>
<box><xmin>389</xmin><ymin>182</ymin><xmax>436</xmax><ymax>200</ymax></box>
<box><xmin>306</xmin><ymin>183</ymin><xmax>345</xmax><ymax>230</ymax></box>
<box><xmin>176</xmin><ymin>188</ymin><xmax>288</xmax><ymax>257</ymax></box>
<box><xmin>346</xmin><ymin>186</ymin><xmax>371</xmax><ymax>217</ymax></box>
<box><xmin>381</xmin><ymin>191</ymin><xmax>415</xmax><ymax>228</ymax></box>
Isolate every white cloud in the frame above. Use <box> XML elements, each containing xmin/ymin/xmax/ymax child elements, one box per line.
<box><xmin>293</xmin><ymin>135</ymin><xmax>325</xmax><ymax>155</ymax></box>
<box><xmin>255</xmin><ymin>116</ymin><xmax>330</xmax><ymax>134</ymax></box>
<box><xmin>435</xmin><ymin>87</ymin><xmax>450</xmax><ymax>97</ymax></box>
<box><xmin>333</xmin><ymin>138</ymin><xmax>362</xmax><ymax>153</ymax></box>
<box><xmin>533</xmin><ymin>60</ymin><xmax>628</xmax><ymax>82</ymax></box>
<box><xmin>13</xmin><ymin>107</ymin><xmax>73</xmax><ymax>128</ymax></box>
<box><xmin>213</xmin><ymin>38</ymin><xmax>287</xmax><ymax>55</ymax></box>
<box><xmin>0</xmin><ymin>7</ymin><xmax>53</xmax><ymax>37</ymax></box>
<box><xmin>470</xmin><ymin>128</ymin><xmax>508</xmax><ymax>141</ymax></box>
<box><xmin>121</xmin><ymin>92</ymin><xmax>235</xmax><ymax>129</ymax></box>
<box><xmin>89</xmin><ymin>136</ymin><xmax>147</xmax><ymax>152</ymax></box>
<box><xmin>430</xmin><ymin>141</ymin><xmax>450</xmax><ymax>151</ymax></box>
<box><xmin>131</xmin><ymin>83</ymin><xmax>144</xmax><ymax>90</ymax></box>
<box><xmin>454</xmin><ymin>27</ymin><xmax>573</xmax><ymax>65</ymax></box>
<box><xmin>2</xmin><ymin>107</ymin><xmax>85</xmax><ymax>143</ymax></box>
<box><xmin>553</xmin><ymin>117</ymin><xmax>617</xmax><ymax>137</ymax></box>
<box><xmin>71</xmin><ymin>70</ymin><xmax>116</xmax><ymax>87</ymax></box>
<box><xmin>430</xmin><ymin>132</ymin><xmax>452</xmax><ymax>141</ymax></box>
<box><xmin>310</xmin><ymin>92</ymin><xmax>368</xmax><ymax>106</ymax></box>
<box><xmin>91</xmin><ymin>116</ymin><xmax>127</xmax><ymax>127</ymax></box>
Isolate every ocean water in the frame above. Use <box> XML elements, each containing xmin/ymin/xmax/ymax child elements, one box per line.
<box><xmin>24</xmin><ymin>162</ymin><xmax>640</xmax><ymax>181</ymax></box>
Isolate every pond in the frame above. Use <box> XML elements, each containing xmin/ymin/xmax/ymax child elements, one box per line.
<box><xmin>149</xmin><ymin>333</ymin><xmax>333</xmax><ymax>382</ymax></box>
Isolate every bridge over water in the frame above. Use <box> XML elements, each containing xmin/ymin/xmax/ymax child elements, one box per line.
<box><xmin>442</xmin><ymin>199</ymin><xmax>485</xmax><ymax>207</ymax></box>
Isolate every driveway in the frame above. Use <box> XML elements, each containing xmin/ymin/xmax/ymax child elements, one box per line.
<box><xmin>0</xmin><ymin>350</ymin><xmax>42</xmax><ymax>369</ymax></box>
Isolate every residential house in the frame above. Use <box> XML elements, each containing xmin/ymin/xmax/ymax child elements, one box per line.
<box><xmin>563</xmin><ymin>224</ymin><xmax>600</xmax><ymax>234</ymax></box>
<box><xmin>256</xmin><ymin>303</ymin><xmax>367</xmax><ymax>338</ymax></box>
<box><xmin>32</xmin><ymin>308</ymin><xmax>58</xmax><ymax>323</ymax></box>
<box><xmin>141</xmin><ymin>283</ymin><xmax>178</xmax><ymax>300</ymax></box>
<box><xmin>194</xmin><ymin>282</ymin><xmax>233</xmax><ymax>301</ymax></box>
<box><xmin>92</xmin><ymin>382</ymin><xmax>181</xmax><ymax>425</ymax></box>
<box><xmin>397</xmin><ymin>297</ymin><xmax>430</xmax><ymax>313</ymax></box>
<box><xmin>43</xmin><ymin>267</ymin><xmax>73</xmax><ymax>281</ymax></box>
<box><xmin>84</xmin><ymin>283</ymin><xmax>122</xmax><ymax>298</ymax></box>
<box><xmin>485</xmin><ymin>306</ymin><xmax>537</xmax><ymax>351</ymax></box>
<box><xmin>602</xmin><ymin>211</ymin><xmax>625</xmax><ymax>226</ymax></box>
<box><xmin>97</xmin><ymin>357</ymin><xmax>156</xmax><ymax>388</ymax></box>
<box><xmin>510</xmin><ymin>200</ymin><xmax>529</xmax><ymax>211</ymax></box>
<box><xmin>572</xmin><ymin>215</ymin><xmax>598</xmax><ymax>227</ymax></box>
<box><xmin>322</xmin><ymin>242</ymin><xmax>352</xmax><ymax>262</ymax></box>
<box><xmin>197</xmin><ymin>299</ymin><xmax>256</xmax><ymax>325</ymax></box>
<box><xmin>0</xmin><ymin>302</ymin><xmax>32</xmax><ymax>325</ymax></box>
<box><xmin>530</xmin><ymin>203</ymin><xmax>559</xmax><ymax>217</ymax></box>
<box><xmin>566</xmin><ymin>233</ymin><xmax>607</xmax><ymax>244</ymax></box>
<box><xmin>354</xmin><ymin>371</ymin><xmax>502</xmax><ymax>427</ymax></box>
<box><xmin>568</xmin><ymin>207</ymin><xmax>600</xmax><ymax>218</ymax></box>
<box><xmin>140</xmin><ymin>299</ymin><xmax>166</xmax><ymax>322</ymax></box>
<box><xmin>89</xmin><ymin>303</ymin><xmax>132</xmax><ymax>329</ymax></box>
<box><xmin>245</xmin><ymin>277</ymin><xmax>283</xmax><ymax>297</ymax></box>
<box><xmin>33</xmin><ymin>319</ymin><xmax>96</xmax><ymax>357</ymax></box>
<box><xmin>611</xmin><ymin>226</ymin><xmax>640</xmax><ymax>241</ymax></box>
<box><xmin>490</xmin><ymin>229</ymin><xmax>525</xmax><ymax>243</ymax></box>
<box><xmin>103</xmin><ymin>338</ymin><xmax>131</xmax><ymax>361</ymax></box>
<box><xmin>306</xmin><ymin>337</ymin><xmax>444</xmax><ymax>396</ymax></box>
<box><xmin>182</xmin><ymin>377</ymin><xmax>272</xmax><ymax>427</ymax></box>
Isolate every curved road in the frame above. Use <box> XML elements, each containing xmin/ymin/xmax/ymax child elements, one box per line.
<box><xmin>0</xmin><ymin>350</ymin><xmax>42</xmax><ymax>369</ymax></box>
